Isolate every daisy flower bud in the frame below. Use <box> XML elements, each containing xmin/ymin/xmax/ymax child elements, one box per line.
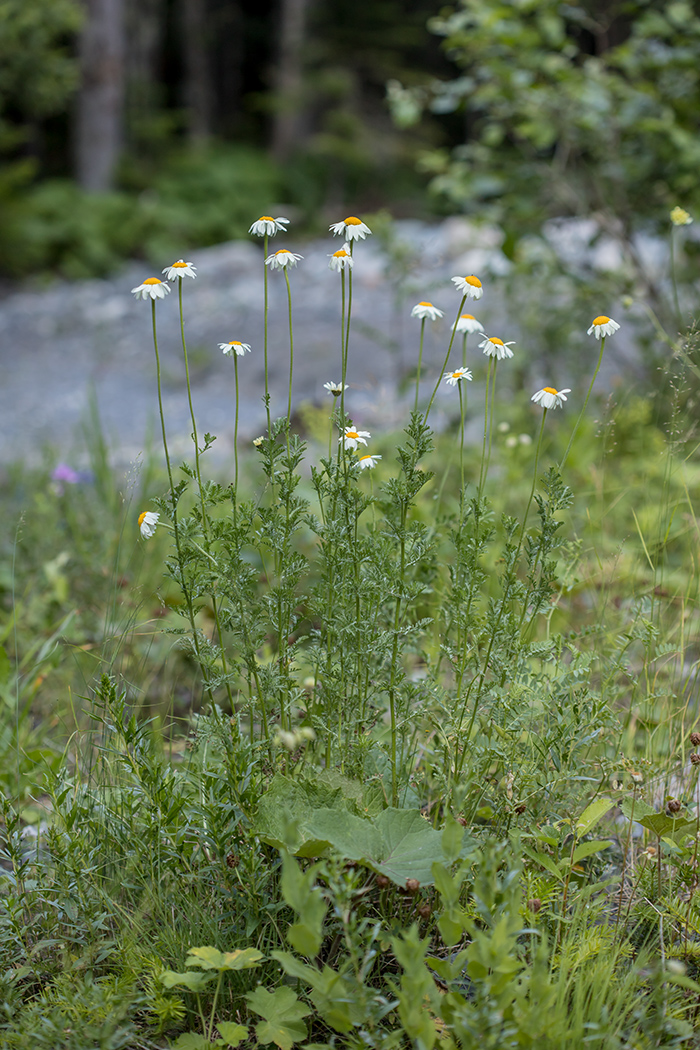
<box><xmin>531</xmin><ymin>386</ymin><xmax>571</xmax><ymax>410</ymax></box>
<box><xmin>411</xmin><ymin>301</ymin><xmax>444</xmax><ymax>321</ymax></box>
<box><xmin>138</xmin><ymin>511</ymin><xmax>159</xmax><ymax>538</ymax></box>
<box><xmin>265</xmin><ymin>249</ymin><xmax>303</xmax><ymax>269</ymax></box>
<box><xmin>451</xmin><ymin>275</ymin><xmax>483</xmax><ymax>299</ymax></box>
<box><xmin>162</xmin><ymin>260</ymin><xmax>196</xmax><ymax>280</ymax></box>
<box><xmin>444</xmin><ymin>367</ymin><xmax>473</xmax><ymax>386</ymax></box>
<box><xmin>329</xmin><ymin>216</ymin><xmax>372</xmax><ymax>241</ymax></box>
<box><xmin>670</xmin><ymin>206</ymin><xmax>692</xmax><ymax>227</ymax></box>
<box><xmin>249</xmin><ymin>216</ymin><xmax>290</xmax><ymax>237</ymax></box>
<box><xmin>480</xmin><ymin>336</ymin><xmax>515</xmax><ymax>360</ymax></box>
<box><xmin>587</xmin><ymin>315</ymin><xmax>620</xmax><ymax>339</ymax></box>
<box><xmin>219</xmin><ymin>341</ymin><xmax>252</xmax><ymax>356</ymax></box>
<box><xmin>341</xmin><ymin>426</ymin><xmax>370</xmax><ymax>450</ymax></box>
<box><xmin>456</xmin><ymin>313</ymin><xmax>484</xmax><ymax>334</ymax></box>
<box><xmin>131</xmin><ymin>278</ymin><xmax>170</xmax><ymax>300</ymax></box>
<box><xmin>358</xmin><ymin>454</ymin><xmax>381</xmax><ymax>469</ymax></box>
<box><xmin>328</xmin><ymin>248</ymin><xmax>353</xmax><ymax>271</ymax></box>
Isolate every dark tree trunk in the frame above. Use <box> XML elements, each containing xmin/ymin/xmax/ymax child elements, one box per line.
<box><xmin>75</xmin><ymin>0</ymin><xmax>126</xmax><ymax>192</ymax></box>
<box><xmin>271</xmin><ymin>0</ymin><xmax>310</xmax><ymax>161</ymax></box>
<box><xmin>124</xmin><ymin>0</ymin><xmax>165</xmax><ymax>144</ymax></box>
<box><xmin>183</xmin><ymin>0</ymin><xmax>212</xmax><ymax>143</ymax></box>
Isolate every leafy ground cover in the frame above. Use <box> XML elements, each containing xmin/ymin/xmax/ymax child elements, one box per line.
<box><xmin>2</xmin><ymin>211</ymin><xmax>700</xmax><ymax>1049</ymax></box>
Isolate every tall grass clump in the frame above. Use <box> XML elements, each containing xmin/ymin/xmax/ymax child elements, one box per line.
<box><xmin>2</xmin><ymin>207</ymin><xmax>700</xmax><ymax>1048</ymax></box>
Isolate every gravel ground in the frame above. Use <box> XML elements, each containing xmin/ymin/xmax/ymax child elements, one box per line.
<box><xmin>0</xmin><ymin>217</ymin><xmax>646</xmax><ymax>469</ymax></box>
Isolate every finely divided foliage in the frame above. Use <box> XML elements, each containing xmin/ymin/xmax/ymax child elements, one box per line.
<box><xmin>3</xmin><ymin>208</ymin><xmax>700</xmax><ymax>1049</ymax></box>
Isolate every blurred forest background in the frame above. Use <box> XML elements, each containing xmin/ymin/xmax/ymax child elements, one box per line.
<box><xmin>1</xmin><ymin>0</ymin><xmax>700</xmax><ymax>279</ymax></box>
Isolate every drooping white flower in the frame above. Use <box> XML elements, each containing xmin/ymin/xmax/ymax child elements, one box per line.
<box><xmin>265</xmin><ymin>249</ymin><xmax>303</xmax><ymax>269</ymax></box>
<box><xmin>131</xmin><ymin>278</ymin><xmax>171</xmax><ymax>301</ymax></box>
<box><xmin>249</xmin><ymin>216</ymin><xmax>290</xmax><ymax>237</ymax></box>
<box><xmin>480</xmin><ymin>336</ymin><xmax>515</xmax><ymax>360</ymax></box>
<box><xmin>341</xmin><ymin>426</ymin><xmax>371</xmax><ymax>450</ymax></box>
<box><xmin>411</xmin><ymin>301</ymin><xmax>444</xmax><ymax>321</ymax></box>
<box><xmin>162</xmin><ymin>259</ymin><xmax>196</xmax><ymax>280</ymax></box>
<box><xmin>329</xmin><ymin>216</ymin><xmax>372</xmax><ymax>241</ymax></box>
<box><xmin>219</xmin><ymin>341</ymin><xmax>252</xmax><ymax>356</ymax></box>
<box><xmin>324</xmin><ymin>381</ymin><xmax>348</xmax><ymax>396</ymax></box>
<box><xmin>358</xmin><ymin>454</ymin><xmax>381</xmax><ymax>469</ymax></box>
<box><xmin>328</xmin><ymin>248</ymin><xmax>354</xmax><ymax>271</ymax></box>
<box><xmin>587</xmin><ymin>315</ymin><xmax>620</xmax><ymax>339</ymax></box>
<box><xmin>138</xmin><ymin>511</ymin><xmax>159</xmax><ymax>538</ymax></box>
<box><xmin>456</xmin><ymin>313</ymin><xmax>484</xmax><ymax>335</ymax></box>
<box><xmin>531</xmin><ymin>386</ymin><xmax>571</xmax><ymax>410</ymax></box>
<box><xmin>444</xmin><ymin>367</ymin><xmax>473</xmax><ymax>386</ymax></box>
<box><xmin>451</xmin><ymin>275</ymin><xmax>483</xmax><ymax>300</ymax></box>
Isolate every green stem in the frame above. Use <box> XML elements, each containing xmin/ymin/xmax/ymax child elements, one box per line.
<box><xmin>340</xmin><ymin>268</ymin><xmax>347</xmax><ymax>423</ymax></box>
<box><xmin>415</xmin><ymin>318</ymin><xmax>426</xmax><ymax>413</ymax></box>
<box><xmin>263</xmin><ymin>232</ymin><xmax>271</xmax><ymax>435</ymax></box>
<box><xmin>477</xmin><ymin>358</ymin><xmax>493</xmax><ymax>502</ymax></box>
<box><xmin>670</xmin><ymin>227</ymin><xmax>682</xmax><ymax>329</ymax></box>
<box><xmin>150</xmin><ymin>299</ymin><xmax>212</xmax><ymax>700</ymax></box>
<box><xmin>178</xmin><ymin>280</ymin><xmax>234</xmax><ymax>711</ymax></box>
<box><xmin>285</xmin><ymin>267</ymin><xmax>294</xmax><ymax>432</ymax></box>
<box><xmin>458</xmin><ymin>381</ymin><xmax>466</xmax><ymax>513</ymax></box>
<box><xmin>559</xmin><ymin>336</ymin><xmax>606</xmax><ymax>471</ymax></box>
<box><xmin>423</xmin><ymin>295</ymin><xmax>467</xmax><ymax>424</ymax></box>
<box><xmin>233</xmin><ymin>351</ymin><xmax>240</xmax><ymax>493</ymax></box>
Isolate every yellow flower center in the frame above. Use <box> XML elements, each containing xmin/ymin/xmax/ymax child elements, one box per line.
<box><xmin>172</xmin><ymin>260</ymin><xmax>187</xmax><ymax>268</ymax></box>
<box><xmin>451</xmin><ymin>372</ymin><xmax>461</xmax><ymax>378</ymax></box>
<box><xmin>418</xmin><ymin>301</ymin><xmax>433</xmax><ymax>307</ymax></box>
<box><xmin>344</xmin><ymin>216</ymin><xmax>361</xmax><ymax>225</ymax></box>
<box><xmin>333</xmin><ymin>249</ymin><xmax>349</xmax><ymax>257</ymax></box>
<box><xmin>543</xmin><ymin>386</ymin><xmax>558</xmax><ymax>395</ymax></box>
<box><xmin>360</xmin><ymin>455</ymin><xmax>371</xmax><ymax>461</ymax></box>
<box><xmin>138</xmin><ymin>512</ymin><xmax>148</xmax><ymax>527</ymax></box>
<box><xmin>465</xmin><ymin>275</ymin><xmax>482</xmax><ymax>288</ymax></box>
<box><xmin>346</xmin><ymin>430</ymin><xmax>359</xmax><ymax>439</ymax></box>
<box><xmin>274</xmin><ymin>249</ymin><xmax>288</xmax><ymax>256</ymax></box>
<box><xmin>593</xmin><ymin>315</ymin><xmax>610</xmax><ymax>325</ymax></box>
<box><xmin>260</xmin><ymin>215</ymin><xmax>274</xmax><ymax>221</ymax></box>
<box><xmin>228</xmin><ymin>341</ymin><xmax>241</xmax><ymax>346</ymax></box>
<box><xmin>489</xmin><ymin>337</ymin><xmax>504</xmax><ymax>346</ymax></box>
<box><xmin>143</xmin><ymin>278</ymin><xmax>162</xmax><ymax>285</ymax></box>
<box><xmin>461</xmin><ymin>314</ymin><xmax>475</xmax><ymax>320</ymax></box>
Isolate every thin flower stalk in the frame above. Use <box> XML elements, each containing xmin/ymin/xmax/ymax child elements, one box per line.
<box><xmin>415</xmin><ymin>317</ymin><xmax>426</xmax><ymax>413</ymax></box>
<box><xmin>148</xmin><ymin>298</ymin><xmax>213</xmax><ymax>700</ymax></box>
<box><xmin>560</xmin><ymin>338</ymin><xmax>606</xmax><ymax>470</ymax></box>
<box><xmin>177</xmin><ymin>279</ymin><xmax>235</xmax><ymax>710</ymax></box>
<box><xmin>284</xmin><ymin>267</ymin><xmax>295</xmax><ymax>432</ymax></box>
<box><xmin>263</xmin><ymin>232</ymin><xmax>271</xmax><ymax>435</ymax></box>
<box><xmin>423</xmin><ymin>295</ymin><xmax>467</xmax><ymax>423</ymax></box>
<box><xmin>455</xmin><ymin>408</ymin><xmax>548</xmax><ymax>780</ymax></box>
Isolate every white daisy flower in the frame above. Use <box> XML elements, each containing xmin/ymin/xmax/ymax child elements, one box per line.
<box><xmin>138</xmin><ymin>511</ymin><xmax>159</xmax><ymax>538</ymax></box>
<box><xmin>249</xmin><ymin>215</ymin><xmax>290</xmax><ymax>237</ymax></box>
<box><xmin>480</xmin><ymin>336</ymin><xmax>515</xmax><ymax>360</ymax></box>
<box><xmin>341</xmin><ymin>426</ymin><xmax>371</xmax><ymax>450</ymax></box>
<box><xmin>253</xmin><ymin>436</ymin><xmax>265</xmax><ymax>449</ymax></box>
<box><xmin>587</xmin><ymin>315</ymin><xmax>620</xmax><ymax>339</ymax></box>
<box><xmin>444</xmin><ymin>367</ymin><xmax>473</xmax><ymax>386</ymax></box>
<box><xmin>411</xmin><ymin>301</ymin><xmax>444</xmax><ymax>321</ymax></box>
<box><xmin>329</xmin><ymin>216</ymin><xmax>372</xmax><ymax>241</ymax></box>
<box><xmin>324</xmin><ymin>381</ymin><xmax>348</xmax><ymax>396</ymax></box>
<box><xmin>328</xmin><ymin>248</ymin><xmax>354</xmax><ymax>271</ymax></box>
<box><xmin>265</xmin><ymin>249</ymin><xmax>303</xmax><ymax>269</ymax></box>
<box><xmin>162</xmin><ymin>259</ymin><xmax>196</xmax><ymax>280</ymax></box>
<box><xmin>451</xmin><ymin>275</ymin><xmax>483</xmax><ymax>300</ymax></box>
<box><xmin>358</xmin><ymin>454</ymin><xmax>381</xmax><ymax>469</ymax></box>
<box><xmin>219</xmin><ymin>341</ymin><xmax>252</xmax><ymax>356</ymax></box>
<box><xmin>531</xmin><ymin>386</ymin><xmax>571</xmax><ymax>410</ymax></box>
<box><xmin>456</xmin><ymin>313</ymin><xmax>484</xmax><ymax>334</ymax></box>
<box><xmin>131</xmin><ymin>278</ymin><xmax>171</xmax><ymax>301</ymax></box>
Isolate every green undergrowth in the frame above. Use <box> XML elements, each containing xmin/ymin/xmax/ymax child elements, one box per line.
<box><xmin>3</xmin><ymin>211</ymin><xmax>700</xmax><ymax>1048</ymax></box>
